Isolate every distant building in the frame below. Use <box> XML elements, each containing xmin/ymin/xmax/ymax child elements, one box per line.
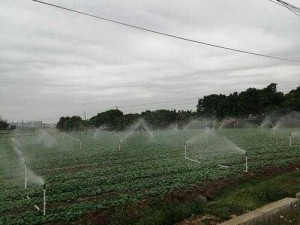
<box><xmin>42</xmin><ymin>123</ymin><xmax>56</xmax><ymax>129</ymax></box>
<box><xmin>10</xmin><ymin>121</ymin><xmax>43</xmax><ymax>129</ymax></box>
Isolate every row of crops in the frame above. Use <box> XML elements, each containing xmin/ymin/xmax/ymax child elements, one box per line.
<box><xmin>0</xmin><ymin>128</ymin><xmax>299</xmax><ymax>224</ymax></box>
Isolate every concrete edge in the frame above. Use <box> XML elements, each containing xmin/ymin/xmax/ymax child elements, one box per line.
<box><xmin>218</xmin><ymin>196</ymin><xmax>299</xmax><ymax>225</ymax></box>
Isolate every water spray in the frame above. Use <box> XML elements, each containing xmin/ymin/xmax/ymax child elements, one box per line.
<box><xmin>289</xmin><ymin>134</ymin><xmax>292</xmax><ymax>148</ymax></box>
<box><xmin>272</xmin><ymin>128</ymin><xmax>276</xmax><ymax>137</ymax></box>
<box><xmin>43</xmin><ymin>183</ymin><xmax>46</xmax><ymax>216</ymax></box>
<box><xmin>245</xmin><ymin>152</ymin><xmax>248</xmax><ymax>172</ymax></box>
<box><xmin>183</xmin><ymin>141</ymin><xmax>201</xmax><ymax>163</ymax></box>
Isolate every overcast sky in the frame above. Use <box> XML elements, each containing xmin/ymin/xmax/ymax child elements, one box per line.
<box><xmin>1</xmin><ymin>0</ymin><xmax>300</xmax><ymax>123</ymax></box>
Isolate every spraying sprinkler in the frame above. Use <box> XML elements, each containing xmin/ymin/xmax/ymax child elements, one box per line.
<box><xmin>43</xmin><ymin>184</ymin><xmax>46</xmax><ymax>216</ymax></box>
<box><xmin>79</xmin><ymin>139</ymin><xmax>82</xmax><ymax>149</ymax></box>
<box><xmin>24</xmin><ymin>163</ymin><xmax>28</xmax><ymax>189</ymax></box>
<box><xmin>118</xmin><ymin>139</ymin><xmax>122</xmax><ymax>151</ymax></box>
<box><xmin>184</xmin><ymin>141</ymin><xmax>187</xmax><ymax>159</ymax></box>
<box><xmin>245</xmin><ymin>152</ymin><xmax>248</xmax><ymax>173</ymax></box>
<box><xmin>289</xmin><ymin>134</ymin><xmax>292</xmax><ymax>148</ymax></box>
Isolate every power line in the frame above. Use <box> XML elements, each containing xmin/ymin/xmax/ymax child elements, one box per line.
<box><xmin>85</xmin><ymin>97</ymin><xmax>199</xmax><ymax>115</ymax></box>
<box><xmin>276</xmin><ymin>0</ymin><xmax>300</xmax><ymax>12</ymax></box>
<box><xmin>266</xmin><ymin>0</ymin><xmax>285</xmax><ymax>7</ymax></box>
<box><xmin>19</xmin><ymin>82</ymin><xmax>299</xmax><ymax>122</ymax></box>
<box><xmin>119</xmin><ymin>97</ymin><xmax>198</xmax><ymax>108</ymax></box>
<box><xmin>265</xmin><ymin>0</ymin><xmax>300</xmax><ymax>15</ymax></box>
<box><xmin>32</xmin><ymin>0</ymin><xmax>300</xmax><ymax>63</ymax></box>
<box><xmin>122</xmin><ymin>101</ymin><xmax>197</xmax><ymax>112</ymax></box>
<box><xmin>30</xmin><ymin>98</ymin><xmax>199</xmax><ymax>122</ymax></box>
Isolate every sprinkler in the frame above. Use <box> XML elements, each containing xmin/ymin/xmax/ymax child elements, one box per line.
<box><xmin>289</xmin><ymin>134</ymin><xmax>292</xmax><ymax>148</ymax></box>
<box><xmin>118</xmin><ymin>139</ymin><xmax>122</xmax><ymax>151</ymax></box>
<box><xmin>43</xmin><ymin>184</ymin><xmax>46</xmax><ymax>216</ymax></box>
<box><xmin>24</xmin><ymin>163</ymin><xmax>28</xmax><ymax>189</ymax></box>
<box><xmin>79</xmin><ymin>139</ymin><xmax>82</xmax><ymax>149</ymax></box>
<box><xmin>245</xmin><ymin>152</ymin><xmax>248</xmax><ymax>172</ymax></box>
<box><xmin>184</xmin><ymin>141</ymin><xmax>187</xmax><ymax>159</ymax></box>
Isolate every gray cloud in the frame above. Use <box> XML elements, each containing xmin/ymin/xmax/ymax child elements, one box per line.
<box><xmin>0</xmin><ymin>0</ymin><xmax>299</xmax><ymax>122</ymax></box>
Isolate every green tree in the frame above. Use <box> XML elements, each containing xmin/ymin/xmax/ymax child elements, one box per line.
<box><xmin>259</xmin><ymin>83</ymin><xmax>285</xmax><ymax>113</ymax></box>
<box><xmin>226</xmin><ymin>92</ymin><xmax>239</xmax><ymax>117</ymax></box>
<box><xmin>56</xmin><ymin>117</ymin><xmax>70</xmax><ymax>131</ymax></box>
<box><xmin>141</xmin><ymin>110</ymin><xmax>178</xmax><ymax>129</ymax></box>
<box><xmin>238</xmin><ymin>88</ymin><xmax>260</xmax><ymax>116</ymax></box>
<box><xmin>56</xmin><ymin>116</ymin><xmax>85</xmax><ymax>131</ymax></box>
<box><xmin>197</xmin><ymin>94</ymin><xmax>227</xmax><ymax>119</ymax></box>
<box><xmin>284</xmin><ymin>86</ymin><xmax>300</xmax><ymax>111</ymax></box>
<box><xmin>89</xmin><ymin>109</ymin><xmax>123</xmax><ymax>130</ymax></box>
<box><xmin>0</xmin><ymin>119</ymin><xmax>9</xmax><ymax>130</ymax></box>
<box><xmin>65</xmin><ymin>116</ymin><xmax>84</xmax><ymax>131</ymax></box>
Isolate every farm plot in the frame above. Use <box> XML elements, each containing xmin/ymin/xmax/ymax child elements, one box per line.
<box><xmin>0</xmin><ymin>128</ymin><xmax>299</xmax><ymax>224</ymax></box>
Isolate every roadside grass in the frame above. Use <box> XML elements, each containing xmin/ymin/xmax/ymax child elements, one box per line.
<box><xmin>108</xmin><ymin>170</ymin><xmax>300</xmax><ymax>225</ymax></box>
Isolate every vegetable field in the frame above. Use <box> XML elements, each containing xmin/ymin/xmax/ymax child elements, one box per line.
<box><xmin>0</xmin><ymin>128</ymin><xmax>300</xmax><ymax>224</ymax></box>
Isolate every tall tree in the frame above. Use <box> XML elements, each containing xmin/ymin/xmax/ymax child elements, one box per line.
<box><xmin>285</xmin><ymin>86</ymin><xmax>300</xmax><ymax>111</ymax></box>
<box><xmin>197</xmin><ymin>94</ymin><xmax>227</xmax><ymax>119</ymax></box>
<box><xmin>238</xmin><ymin>88</ymin><xmax>260</xmax><ymax>116</ymax></box>
<box><xmin>89</xmin><ymin>109</ymin><xmax>123</xmax><ymax>129</ymax></box>
<box><xmin>259</xmin><ymin>83</ymin><xmax>285</xmax><ymax>113</ymax></box>
<box><xmin>56</xmin><ymin>116</ymin><xmax>85</xmax><ymax>131</ymax></box>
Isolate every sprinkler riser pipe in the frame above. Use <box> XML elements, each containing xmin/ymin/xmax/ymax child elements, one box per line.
<box><xmin>25</xmin><ymin>164</ymin><xmax>28</xmax><ymax>189</ymax></box>
<box><xmin>245</xmin><ymin>153</ymin><xmax>248</xmax><ymax>173</ymax></box>
<box><xmin>184</xmin><ymin>142</ymin><xmax>187</xmax><ymax>159</ymax></box>
<box><xmin>43</xmin><ymin>185</ymin><xmax>46</xmax><ymax>216</ymax></box>
<box><xmin>289</xmin><ymin>135</ymin><xmax>292</xmax><ymax>148</ymax></box>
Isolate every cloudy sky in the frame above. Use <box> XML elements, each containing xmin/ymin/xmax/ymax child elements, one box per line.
<box><xmin>1</xmin><ymin>0</ymin><xmax>300</xmax><ymax>123</ymax></box>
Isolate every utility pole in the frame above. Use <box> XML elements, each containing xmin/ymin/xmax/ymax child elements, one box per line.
<box><xmin>84</xmin><ymin>111</ymin><xmax>87</xmax><ymax>120</ymax></box>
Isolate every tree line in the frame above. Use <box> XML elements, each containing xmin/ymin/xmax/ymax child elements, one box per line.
<box><xmin>197</xmin><ymin>83</ymin><xmax>300</xmax><ymax>119</ymax></box>
<box><xmin>56</xmin><ymin>109</ymin><xmax>196</xmax><ymax>131</ymax></box>
<box><xmin>55</xmin><ymin>83</ymin><xmax>300</xmax><ymax>131</ymax></box>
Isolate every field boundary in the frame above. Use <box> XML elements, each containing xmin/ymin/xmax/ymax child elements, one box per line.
<box><xmin>218</xmin><ymin>196</ymin><xmax>298</xmax><ymax>225</ymax></box>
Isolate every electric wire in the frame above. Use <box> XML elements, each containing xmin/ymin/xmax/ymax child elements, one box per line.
<box><xmin>32</xmin><ymin>0</ymin><xmax>300</xmax><ymax>63</ymax></box>
<box><xmin>21</xmin><ymin>83</ymin><xmax>299</xmax><ymax>122</ymax></box>
<box><xmin>264</xmin><ymin>0</ymin><xmax>300</xmax><ymax>15</ymax></box>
